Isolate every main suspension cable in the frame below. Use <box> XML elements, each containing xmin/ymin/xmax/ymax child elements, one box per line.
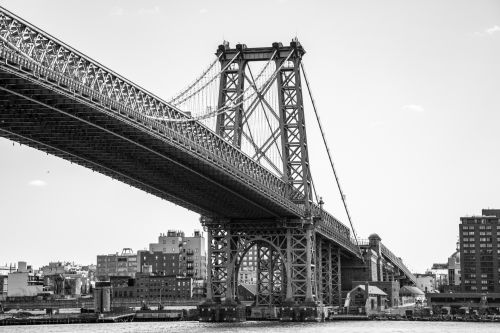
<box><xmin>301</xmin><ymin>61</ymin><xmax>364</xmax><ymax>261</ymax></box>
<box><xmin>146</xmin><ymin>50</ymin><xmax>292</xmax><ymax>123</ymax></box>
<box><xmin>168</xmin><ymin>54</ymin><xmax>222</xmax><ymax>104</ymax></box>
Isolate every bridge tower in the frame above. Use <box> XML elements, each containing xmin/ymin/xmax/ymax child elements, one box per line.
<box><xmin>200</xmin><ymin>41</ymin><xmax>340</xmax><ymax>322</ymax></box>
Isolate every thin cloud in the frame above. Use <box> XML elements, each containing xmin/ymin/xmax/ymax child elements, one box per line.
<box><xmin>486</xmin><ymin>25</ymin><xmax>500</xmax><ymax>35</ymax></box>
<box><xmin>28</xmin><ymin>180</ymin><xmax>47</xmax><ymax>187</ymax></box>
<box><xmin>138</xmin><ymin>6</ymin><xmax>160</xmax><ymax>15</ymax></box>
<box><xmin>199</xmin><ymin>8</ymin><xmax>208</xmax><ymax>14</ymax></box>
<box><xmin>472</xmin><ymin>25</ymin><xmax>500</xmax><ymax>37</ymax></box>
<box><xmin>402</xmin><ymin>104</ymin><xmax>425</xmax><ymax>113</ymax></box>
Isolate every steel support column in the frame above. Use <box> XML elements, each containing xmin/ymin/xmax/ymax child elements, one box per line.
<box><xmin>216</xmin><ymin>45</ymin><xmax>246</xmax><ymax>147</ymax></box>
<box><xmin>275</xmin><ymin>42</ymin><xmax>312</xmax><ymax>210</ymax></box>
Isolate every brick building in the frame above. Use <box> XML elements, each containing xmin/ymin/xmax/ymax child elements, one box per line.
<box><xmin>110</xmin><ymin>274</ymin><xmax>193</xmax><ymax>300</ymax></box>
<box><xmin>96</xmin><ymin>248</ymin><xmax>138</xmax><ymax>280</ymax></box>
<box><xmin>143</xmin><ymin>230</ymin><xmax>206</xmax><ymax>279</ymax></box>
<box><xmin>460</xmin><ymin>209</ymin><xmax>500</xmax><ymax>292</ymax></box>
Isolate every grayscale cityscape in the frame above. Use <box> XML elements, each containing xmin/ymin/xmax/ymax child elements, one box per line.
<box><xmin>0</xmin><ymin>1</ymin><xmax>499</xmax><ymax>332</ymax></box>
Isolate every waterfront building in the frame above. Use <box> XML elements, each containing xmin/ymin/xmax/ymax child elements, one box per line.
<box><xmin>0</xmin><ymin>263</ymin><xmax>17</xmax><ymax>276</ymax></box>
<box><xmin>110</xmin><ymin>273</ymin><xmax>193</xmax><ymax>300</ymax></box>
<box><xmin>460</xmin><ymin>209</ymin><xmax>500</xmax><ymax>292</ymax></box>
<box><xmin>96</xmin><ymin>248</ymin><xmax>139</xmax><ymax>280</ymax></box>
<box><xmin>40</xmin><ymin>262</ymin><xmax>95</xmax><ymax>297</ymax></box>
<box><xmin>0</xmin><ymin>275</ymin><xmax>7</xmax><ymax>300</ymax></box>
<box><xmin>145</xmin><ymin>230</ymin><xmax>207</xmax><ymax>279</ymax></box>
<box><xmin>6</xmin><ymin>261</ymin><xmax>43</xmax><ymax>297</ymax></box>
<box><xmin>447</xmin><ymin>242</ymin><xmax>461</xmax><ymax>288</ymax></box>
<box><xmin>138</xmin><ymin>251</ymin><xmax>181</xmax><ymax>276</ymax></box>
<box><xmin>344</xmin><ymin>284</ymin><xmax>387</xmax><ymax>315</ymax></box>
<box><xmin>135</xmin><ymin>274</ymin><xmax>192</xmax><ymax>300</ymax></box>
<box><xmin>415</xmin><ymin>273</ymin><xmax>436</xmax><ymax>293</ymax></box>
<box><xmin>399</xmin><ymin>286</ymin><xmax>425</xmax><ymax>306</ymax></box>
<box><xmin>430</xmin><ymin>263</ymin><xmax>449</xmax><ymax>292</ymax></box>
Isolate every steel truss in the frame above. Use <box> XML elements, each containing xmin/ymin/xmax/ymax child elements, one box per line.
<box><xmin>202</xmin><ymin>218</ymin><xmax>317</xmax><ymax>306</ymax></box>
<box><xmin>216</xmin><ymin>50</ymin><xmax>246</xmax><ymax>147</ymax></box>
<box><xmin>275</xmin><ymin>45</ymin><xmax>312</xmax><ymax>209</ymax></box>
<box><xmin>316</xmin><ymin>236</ymin><xmax>342</xmax><ymax>306</ymax></box>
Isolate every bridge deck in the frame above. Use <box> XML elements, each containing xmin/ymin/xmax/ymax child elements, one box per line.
<box><xmin>0</xmin><ymin>66</ymin><xmax>295</xmax><ymax>219</ymax></box>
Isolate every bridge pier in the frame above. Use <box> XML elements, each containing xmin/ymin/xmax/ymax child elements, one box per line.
<box><xmin>198</xmin><ymin>217</ymin><xmax>351</xmax><ymax>322</ymax></box>
<box><xmin>198</xmin><ymin>217</ymin><xmax>329</xmax><ymax>322</ymax></box>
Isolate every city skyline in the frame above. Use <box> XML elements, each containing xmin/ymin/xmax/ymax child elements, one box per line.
<box><xmin>0</xmin><ymin>0</ymin><xmax>499</xmax><ymax>273</ymax></box>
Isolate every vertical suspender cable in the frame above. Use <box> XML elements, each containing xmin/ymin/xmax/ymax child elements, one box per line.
<box><xmin>301</xmin><ymin>62</ymin><xmax>364</xmax><ymax>262</ymax></box>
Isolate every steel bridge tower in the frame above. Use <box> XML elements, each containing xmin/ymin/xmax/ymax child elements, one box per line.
<box><xmin>201</xmin><ymin>41</ymin><xmax>342</xmax><ymax>321</ymax></box>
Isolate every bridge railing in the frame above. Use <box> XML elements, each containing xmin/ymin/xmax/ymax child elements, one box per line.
<box><xmin>380</xmin><ymin>243</ymin><xmax>416</xmax><ymax>284</ymax></box>
<box><xmin>312</xmin><ymin>205</ymin><xmax>360</xmax><ymax>256</ymax></box>
<box><xmin>0</xmin><ymin>7</ymin><xmax>305</xmax><ymax>216</ymax></box>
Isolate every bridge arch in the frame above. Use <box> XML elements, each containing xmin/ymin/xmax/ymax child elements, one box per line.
<box><xmin>232</xmin><ymin>236</ymin><xmax>288</xmax><ymax>306</ymax></box>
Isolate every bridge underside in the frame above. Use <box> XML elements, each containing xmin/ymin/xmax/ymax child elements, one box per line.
<box><xmin>0</xmin><ymin>68</ymin><xmax>294</xmax><ymax>220</ymax></box>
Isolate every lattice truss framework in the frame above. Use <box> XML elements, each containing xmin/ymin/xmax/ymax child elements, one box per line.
<box><xmin>276</xmin><ymin>57</ymin><xmax>312</xmax><ymax>206</ymax></box>
<box><xmin>316</xmin><ymin>236</ymin><xmax>342</xmax><ymax>306</ymax></box>
<box><xmin>172</xmin><ymin>50</ymin><xmax>288</xmax><ymax>179</ymax></box>
<box><xmin>204</xmin><ymin>219</ymin><xmax>321</xmax><ymax>306</ymax></box>
<box><xmin>170</xmin><ymin>43</ymin><xmax>312</xmax><ymax>202</ymax></box>
<box><xmin>215</xmin><ymin>56</ymin><xmax>285</xmax><ymax>178</ymax></box>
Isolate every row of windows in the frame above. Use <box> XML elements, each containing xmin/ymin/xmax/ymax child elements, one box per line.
<box><xmin>463</xmin><ymin>224</ymin><xmax>500</xmax><ymax>230</ymax></box>
<box><xmin>462</xmin><ymin>238</ymin><xmax>500</xmax><ymax>243</ymax></box>
<box><xmin>463</xmin><ymin>249</ymin><xmax>500</xmax><ymax>254</ymax></box>
<box><xmin>464</xmin><ymin>279</ymin><xmax>495</xmax><ymax>284</ymax></box>
<box><xmin>97</xmin><ymin>257</ymin><xmax>137</xmax><ymax>262</ymax></box>
<box><xmin>463</xmin><ymin>243</ymin><xmax>495</xmax><ymax>248</ymax></box>
<box><xmin>463</xmin><ymin>231</ymin><xmax>500</xmax><ymax>236</ymax></box>
<box><xmin>465</xmin><ymin>286</ymin><xmax>495</xmax><ymax>291</ymax></box>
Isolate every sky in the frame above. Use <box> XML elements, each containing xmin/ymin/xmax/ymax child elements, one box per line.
<box><xmin>0</xmin><ymin>0</ymin><xmax>499</xmax><ymax>273</ymax></box>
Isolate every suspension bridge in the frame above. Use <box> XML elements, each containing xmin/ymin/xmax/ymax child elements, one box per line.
<box><xmin>0</xmin><ymin>6</ymin><xmax>415</xmax><ymax>321</ymax></box>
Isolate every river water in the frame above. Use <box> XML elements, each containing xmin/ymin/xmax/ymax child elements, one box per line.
<box><xmin>0</xmin><ymin>321</ymin><xmax>498</xmax><ymax>333</ymax></box>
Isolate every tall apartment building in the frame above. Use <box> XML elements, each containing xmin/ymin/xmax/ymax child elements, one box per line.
<box><xmin>96</xmin><ymin>248</ymin><xmax>138</xmax><ymax>280</ymax></box>
<box><xmin>460</xmin><ymin>209</ymin><xmax>500</xmax><ymax>292</ymax></box>
<box><xmin>141</xmin><ymin>230</ymin><xmax>207</xmax><ymax>279</ymax></box>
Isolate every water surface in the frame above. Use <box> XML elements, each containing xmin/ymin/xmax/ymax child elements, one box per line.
<box><xmin>0</xmin><ymin>321</ymin><xmax>498</xmax><ymax>333</ymax></box>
